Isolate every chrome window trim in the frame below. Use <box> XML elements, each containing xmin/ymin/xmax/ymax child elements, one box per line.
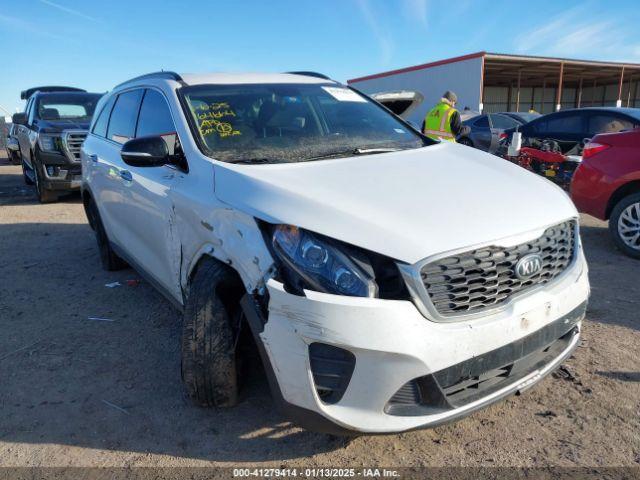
<box><xmin>398</xmin><ymin>218</ymin><xmax>580</xmax><ymax>323</ymax></box>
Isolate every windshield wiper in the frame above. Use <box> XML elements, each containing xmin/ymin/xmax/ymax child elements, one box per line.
<box><xmin>354</xmin><ymin>147</ymin><xmax>401</xmax><ymax>155</ymax></box>
<box><xmin>227</xmin><ymin>158</ymin><xmax>280</xmax><ymax>165</ymax></box>
<box><xmin>308</xmin><ymin>146</ymin><xmax>402</xmax><ymax>161</ymax></box>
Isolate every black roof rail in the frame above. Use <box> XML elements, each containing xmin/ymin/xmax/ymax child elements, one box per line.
<box><xmin>286</xmin><ymin>71</ymin><xmax>332</xmax><ymax>80</ymax></box>
<box><xmin>114</xmin><ymin>71</ymin><xmax>183</xmax><ymax>89</ymax></box>
<box><xmin>21</xmin><ymin>86</ymin><xmax>86</xmax><ymax>100</ymax></box>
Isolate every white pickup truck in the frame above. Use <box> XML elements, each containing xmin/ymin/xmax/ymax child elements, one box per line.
<box><xmin>81</xmin><ymin>71</ymin><xmax>589</xmax><ymax>434</ymax></box>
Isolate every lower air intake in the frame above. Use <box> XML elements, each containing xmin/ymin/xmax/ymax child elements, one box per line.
<box><xmin>308</xmin><ymin>343</ymin><xmax>356</xmax><ymax>405</ymax></box>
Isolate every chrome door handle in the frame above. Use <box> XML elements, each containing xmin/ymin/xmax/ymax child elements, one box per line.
<box><xmin>89</xmin><ymin>154</ymin><xmax>98</xmax><ymax>163</ymax></box>
<box><xmin>120</xmin><ymin>170</ymin><xmax>132</xmax><ymax>181</ymax></box>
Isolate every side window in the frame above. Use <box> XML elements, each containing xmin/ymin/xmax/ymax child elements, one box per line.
<box><xmin>27</xmin><ymin>98</ymin><xmax>37</xmax><ymax>125</ymax></box>
<box><xmin>107</xmin><ymin>90</ymin><xmax>143</xmax><ymax>144</ymax></box>
<box><xmin>24</xmin><ymin>98</ymin><xmax>33</xmax><ymax>117</ymax></box>
<box><xmin>588</xmin><ymin>114</ymin><xmax>634</xmax><ymax>135</ymax></box>
<box><xmin>92</xmin><ymin>95</ymin><xmax>117</xmax><ymax>138</ymax></box>
<box><xmin>490</xmin><ymin>114</ymin><xmax>519</xmax><ymax>130</ymax></box>
<box><xmin>474</xmin><ymin>116</ymin><xmax>490</xmax><ymax>128</ymax></box>
<box><xmin>136</xmin><ymin>89</ymin><xmax>176</xmax><ymax>137</ymax></box>
<box><xmin>545</xmin><ymin>114</ymin><xmax>583</xmax><ymax>134</ymax></box>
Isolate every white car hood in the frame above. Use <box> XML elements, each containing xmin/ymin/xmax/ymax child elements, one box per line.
<box><xmin>214</xmin><ymin>143</ymin><xmax>577</xmax><ymax>264</ymax></box>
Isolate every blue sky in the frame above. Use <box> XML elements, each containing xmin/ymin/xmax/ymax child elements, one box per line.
<box><xmin>1</xmin><ymin>0</ymin><xmax>640</xmax><ymax>116</ymax></box>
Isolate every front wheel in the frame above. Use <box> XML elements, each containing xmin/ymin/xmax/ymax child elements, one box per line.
<box><xmin>609</xmin><ymin>193</ymin><xmax>640</xmax><ymax>259</ymax></box>
<box><xmin>33</xmin><ymin>161</ymin><xmax>58</xmax><ymax>203</ymax></box>
<box><xmin>181</xmin><ymin>259</ymin><xmax>244</xmax><ymax>408</ymax></box>
<box><xmin>21</xmin><ymin>158</ymin><xmax>34</xmax><ymax>186</ymax></box>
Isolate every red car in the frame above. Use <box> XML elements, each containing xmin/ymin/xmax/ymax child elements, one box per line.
<box><xmin>571</xmin><ymin>128</ymin><xmax>640</xmax><ymax>258</ymax></box>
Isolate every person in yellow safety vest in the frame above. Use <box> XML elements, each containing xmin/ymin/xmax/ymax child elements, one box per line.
<box><xmin>422</xmin><ymin>91</ymin><xmax>469</xmax><ymax>142</ymax></box>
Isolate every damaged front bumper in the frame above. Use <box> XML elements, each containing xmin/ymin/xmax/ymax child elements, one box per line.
<box><xmin>249</xmin><ymin>252</ymin><xmax>589</xmax><ymax>434</ymax></box>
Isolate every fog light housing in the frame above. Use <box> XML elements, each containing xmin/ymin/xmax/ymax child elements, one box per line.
<box><xmin>309</xmin><ymin>343</ymin><xmax>356</xmax><ymax>404</ymax></box>
<box><xmin>45</xmin><ymin>166</ymin><xmax>68</xmax><ymax>179</ymax></box>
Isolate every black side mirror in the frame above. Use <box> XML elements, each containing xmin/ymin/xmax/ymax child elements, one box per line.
<box><xmin>121</xmin><ymin>136</ymin><xmax>169</xmax><ymax>167</ymax></box>
<box><xmin>12</xmin><ymin>113</ymin><xmax>27</xmax><ymax>125</ymax></box>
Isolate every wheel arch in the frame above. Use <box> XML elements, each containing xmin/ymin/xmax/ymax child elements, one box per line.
<box><xmin>605</xmin><ymin>180</ymin><xmax>640</xmax><ymax>220</ymax></box>
<box><xmin>186</xmin><ymin>253</ymin><xmax>246</xmax><ymax>305</ymax></box>
<box><xmin>183</xmin><ymin>243</ymin><xmax>273</xmax><ymax>301</ymax></box>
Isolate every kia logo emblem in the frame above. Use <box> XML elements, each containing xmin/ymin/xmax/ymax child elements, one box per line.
<box><xmin>515</xmin><ymin>254</ymin><xmax>543</xmax><ymax>279</ymax></box>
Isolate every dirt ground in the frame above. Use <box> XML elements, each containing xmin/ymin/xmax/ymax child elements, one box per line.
<box><xmin>0</xmin><ymin>152</ymin><xmax>639</xmax><ymax>469</ymax></box>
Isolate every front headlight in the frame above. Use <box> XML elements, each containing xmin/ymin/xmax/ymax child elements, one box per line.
<box><xmin>38</xmin><ymin>134</ymin><xmax>63</xmax><ymax>153</ymax></box>
<box><xmin>271</xmin><ymin>225</ymin><xmax>377</xmax><ymax>297</ymax></box>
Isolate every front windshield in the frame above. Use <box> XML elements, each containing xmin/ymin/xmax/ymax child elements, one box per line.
<box><xmin>181</xmin><ymin>83</ymin><xmax>428</xmax><ymax>163</ymax></box>
<box><xmin>37</xmin><ymin>93</ymin><xmax>102</xmax><ymax>121</ymax></box>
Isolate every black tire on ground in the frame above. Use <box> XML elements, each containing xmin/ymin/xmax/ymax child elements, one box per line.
<box><xmin>33</xmin><ymin>160</ymin><xmax>58</xmax><ymax>203</ymax></box>
<box><xmin>458</xmin><ymin>137</ymin><xmax>473</xmax><ymax>147</ymax></box>
<box><xmin>21</xmin><ymin>157</ymin><xmax>35</xmax><ymax>186</ymax></box>
<box><xmin>609</xmin><ymin>192</ymin><xmax>640</xmax><ymax>259</ymax></box>
<box><xmin>9</xmin><ymin>151</ymin><xmax>21</xmax><ymax>165</ymax></box>
<box><xmin>87</xmin><ymin>199</ymin><xmax>129</xmax><ymax>271</ymax></box>
<box><xmin>181</xmin><ymin>259</ymin><xmax>244</xmax><ymax>408</ymax></box>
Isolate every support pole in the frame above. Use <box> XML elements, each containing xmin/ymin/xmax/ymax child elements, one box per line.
<box><xmin>617</xmin><ymin>66</ymin><xmax>625</xmax><ymax>107</ymax></box>
<box><xmin>516</xmin><ymin>70</ymin><xmax>521</xmax><ymax>111</ymax></box>
<box><xmin>577</xmin><ymin>77</ymin><xmax>583</xmax><ymax>108</ymax></box>
<box><xmin>626</xmin><ymin>74</ymin><xmax>632</xmax><ymax>107</ymax></box>
<box><xmin>531</xmin><ymin>87</ymin><xmax>536</xmax><ymax>112</ymax></box>
<box><xmin>541</xmin><ymin>78</ymin><xmax>546</xmax><ymax>113</ymax></box>
<box><xmin>555</xmin><ymin>62</ymin><xmax>564</xmax><ymax>111</ymax></box>
<box><xmin>479</xmin><ymin>55</ymin><xmax>485</xmax><ymax>113</ymax></box>
<box><xmin>591</xmin><ymin>79</ymin><xmax>597</xmax><ymax>106</ymax></box>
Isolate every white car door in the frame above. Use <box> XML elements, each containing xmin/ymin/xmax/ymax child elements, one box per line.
<box><xmin>115</xmin><ymin>88</ymin><xmax>183</xmax><ymax>301</ymax></box>
<box><xmin>85</xmin><ymin>89</ymin><xmax>144</xmax><ymax>246</ymax></box>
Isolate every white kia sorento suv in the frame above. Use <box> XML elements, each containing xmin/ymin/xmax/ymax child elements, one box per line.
<box><xmin>81</xmin><ymin>71</ymin><xmax>590</xmax><ymax>434</ymax></box>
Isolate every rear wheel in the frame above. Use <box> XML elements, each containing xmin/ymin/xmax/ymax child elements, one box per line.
<box><xmin>87</xmin><ymin>200</ymin><xmax>129</xmax><ymax>270</ymax></box>
<box><xmin>181</xmin><ymin>259</ymin><xmax>244</xmax><ymax>408</ymax></box>
<box><xmin>609</xmin><ymin>193</ymin><xmax>640</xmax><ymax>259</ymax></box>
<box><xmin>9</xmin><ymin>150</ymin><xmax>21</xmax><ymax>165</ymax></box>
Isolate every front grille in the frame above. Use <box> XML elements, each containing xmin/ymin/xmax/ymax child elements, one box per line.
<box><xmin>385</xmin><ymin>301</ymin><xmax>586</xmax><ymax>416</ymax></box>
<box><xmin>62</xmin><ymin>131</ymin><xmax>88</xmax><ymax>162</ymax></box>
<box><xmin>438</xmin><ymin>326</ymin><xmax>576</xmax><ymax>407</ymax></box>
<box><xmin>420</xmin><ymin>221</ymin><xmax>576</xmax><ymax>317</ymax></box>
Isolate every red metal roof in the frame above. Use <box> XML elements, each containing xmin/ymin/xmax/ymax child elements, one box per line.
<box><xmin>347</xmin><ymin>51</ymin><xmax>486</xmax><ymax>83</ymax></box>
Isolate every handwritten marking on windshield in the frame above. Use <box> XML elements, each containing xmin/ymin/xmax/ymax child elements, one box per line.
<box><xmin>194</xmin><ymin>102</ymin><xmax>241</xmax><ymax>138</ymax></box>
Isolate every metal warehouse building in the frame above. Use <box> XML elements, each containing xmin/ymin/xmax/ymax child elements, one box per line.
<box><xmin>348</xmin><ymin>51</ymin><xmax>640</xmax><ymax>124</ymax></box>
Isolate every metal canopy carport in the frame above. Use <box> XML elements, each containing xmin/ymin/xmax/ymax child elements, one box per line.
<box><xmin>348</xmin><ymin>52</ymin><xmax>640</xmax><ymax>118</ymax></box>
<box><xmin>481</xmin><ymin>53</ymin><xmax>640</xmax><ymax>113</ymax></box>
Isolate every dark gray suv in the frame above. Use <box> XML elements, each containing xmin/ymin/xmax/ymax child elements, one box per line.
<box><xmin>12</xmin><ymin>86</ymin><xmax>102</xmax><ymax>202</ymax></box>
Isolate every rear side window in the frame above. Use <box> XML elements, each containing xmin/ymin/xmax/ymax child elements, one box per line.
<box><xmin>107</xmin><ymin>90</ymin><xmax>143</xmax><ymax>144</ymax></box>
<box><xmin>474</xmin><ymin>116</ymin><xmax>489</xmax><ymax>128</ymax></box>
<box><xmin>136</xmin><ymin>90</ymin><xmax>176</xmax><ymax>137</ymax></box>
<box><xmin>92</xmin><ymin>96</ymin><xmax>117</xmax><ymax>138</ymax></box>
<box><xmin>588</xmin><ymin>114</ymin><xmax>635</xmax><ymax>135</ymax></box>
<box><xmin>545</xmin><ymin>114</ymin><xmax>583</xmax><ymax>134</ymax></box>
<box><xmin>490</xmin><ymin>114</ymin><xmax>519</xmax><ymax>129</ymax></box>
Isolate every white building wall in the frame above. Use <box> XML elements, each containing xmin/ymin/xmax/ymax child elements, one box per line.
<box><xmin>348</xmin><ymin>56</ymin><xmax>483</xmax><ymax>126</ymax></box>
